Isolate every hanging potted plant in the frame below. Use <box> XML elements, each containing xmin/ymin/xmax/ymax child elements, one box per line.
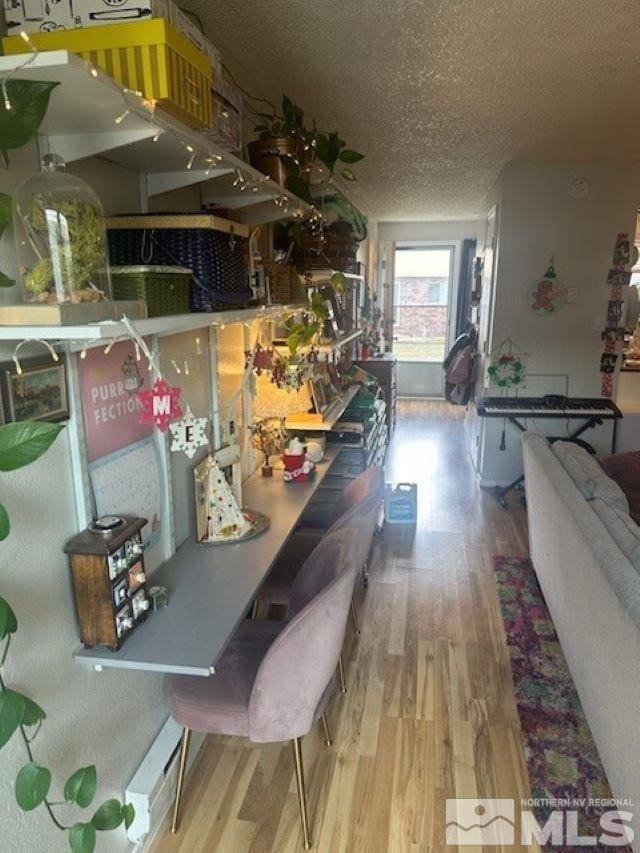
<box><xmin>287</xmin><ymin>189</ymin><xmax>368</xmax><ymax>273</ymax></box>
<box><xmin>247</xmin><ymin>95</ymin><xmax>309</xmax><ymax>188</ymax></box>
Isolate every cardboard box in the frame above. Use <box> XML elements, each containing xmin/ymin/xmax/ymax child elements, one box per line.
<box><xmin>3</xmin><ymin>19</ymin><xmax>213</xmax><ymax>128</ymax></box>
<box><xmin>3</xmin><ymin>0</ymin><xmax>221</xmax><ymax>73</ymax></box>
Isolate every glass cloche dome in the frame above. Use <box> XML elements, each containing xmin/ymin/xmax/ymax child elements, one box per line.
<box><xmin>13</xmin><ymin>154</ymin><xmax>112</xmax><ymax>304</ymax></box>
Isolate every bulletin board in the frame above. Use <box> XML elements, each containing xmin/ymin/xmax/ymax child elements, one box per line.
<box><xmin>89</xmin><ymin>437</ymin><xmax>163</xmax><ymax>549</ymax></box>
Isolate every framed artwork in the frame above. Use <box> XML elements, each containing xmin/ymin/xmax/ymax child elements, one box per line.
<box><xmin>320</xmin><ymin>285</ymin><xmax>345</xmax><ymax>336</ymax></box>
<box><xmin>309</xmin><ymin>376</ymin><xmax>329</xmax><ymax>414</ymax></box>
<box><xmin>1</xmin><ymin>356</ymin><xmax>68</xmax><ymax>423</ymax></box>
<box><xmin>606</xmin><ymin>268</ymin><xmax>631</xmax><ymax>288</ymax></box>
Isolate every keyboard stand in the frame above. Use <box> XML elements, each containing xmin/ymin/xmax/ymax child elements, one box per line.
<box><xmin>495</xmin><ymin>414</ymin><xmax>616</xmax><ymax>509</ymax></box>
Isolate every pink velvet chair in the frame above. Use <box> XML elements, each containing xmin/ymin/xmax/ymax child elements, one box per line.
<box><xmin>167</xmin><ymin>526</ymin><xmax>359</xmax><ymax>850</ymax></box>
<box><xmin>257</xmin><ymin>466</ymin><xmax>384</xmax><ymax>639</ymax></box>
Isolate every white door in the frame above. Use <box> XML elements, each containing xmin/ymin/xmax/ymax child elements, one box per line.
<box><xmin>392</xmin><ymin>245</ymin><xmax>454</xmax><ymax>397</ymax></box>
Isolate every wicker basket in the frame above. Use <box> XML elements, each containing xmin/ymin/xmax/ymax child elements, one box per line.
<box><xmin>107</xmin><ymin>214</ymin><xmax>251</xmax><ymax>312</ymax></box>
<box><xmin>111</xmin><ymin>266</ymin><xmax>192</xmax><ymax>317</ymax></box>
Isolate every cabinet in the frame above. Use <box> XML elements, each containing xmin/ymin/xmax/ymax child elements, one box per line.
<box><xmin>354</xmin><ymin>354</ymin><xmax>397</xmax><ymax>436</ymax></box>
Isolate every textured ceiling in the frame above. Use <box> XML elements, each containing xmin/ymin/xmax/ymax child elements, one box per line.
<box><xmin>185</xmin><ymin>0</ymin><xmax>640</xmax><ymax>221</ymax></box>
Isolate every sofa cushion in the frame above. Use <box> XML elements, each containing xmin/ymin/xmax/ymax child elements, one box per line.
<box><xmin>551</xmin><ymin>441</ymin><xmax>629</xmax><ymax>514</ymax></box>
<box><xmin>599</xmin><ymin>451</ymin><xmax>640</xmax><ymax>526</ymax></box>
<box><xmin>591</xmin><ymin>498</ymin><xmax>640</xmax><ymax>572</ymax></box>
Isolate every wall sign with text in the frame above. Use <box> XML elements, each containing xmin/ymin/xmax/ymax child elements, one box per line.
<box><xmin>79</xmin><ymin>340</ymin><xmax>152</xmax><ymax>462</ymax></box>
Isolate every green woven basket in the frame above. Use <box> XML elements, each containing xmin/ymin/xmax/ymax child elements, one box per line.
<box><xmin>111</xmin><ymin>266</ymin><xmax>192</xmax><ymax>317</ymax></box>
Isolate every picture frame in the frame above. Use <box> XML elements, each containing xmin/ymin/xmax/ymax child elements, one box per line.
<box><xmin>309</xmin><ymin>376</ymin><xmax>330</xmax><ymax>415</ymax></box>
<box><xmin>1</xmin><ymin>355</ymin><xmax>68</xmax><ymax>424</ymax></box>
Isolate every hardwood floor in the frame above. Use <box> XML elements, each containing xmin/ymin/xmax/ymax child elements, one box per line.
<box><xmin>153</xmin><ymin>399</ymin><xmax>533</xmax><ymax>852</ymax></box>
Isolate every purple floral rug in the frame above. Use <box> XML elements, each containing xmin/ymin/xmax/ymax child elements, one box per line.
<box><xmin>493</xmin><ymin>556</ymin><xmax>632</xmax><ymax>851</ymax></box>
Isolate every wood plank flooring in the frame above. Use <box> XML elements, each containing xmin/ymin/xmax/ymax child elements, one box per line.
<box><xmin>153</xmin><ymin>400</ymin><xmax>533</xmax><ymax>852</ymax></box>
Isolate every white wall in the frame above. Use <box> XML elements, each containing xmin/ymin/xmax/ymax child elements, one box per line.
<box><xmin>377</xmin><ymin>220</ymin><xmax>478</xmax><ymax>397</ymax></box>
<box><xmin>475</xmin><ymin>161</ymin><xmax>640</xmax><ymax>485</ymax></box>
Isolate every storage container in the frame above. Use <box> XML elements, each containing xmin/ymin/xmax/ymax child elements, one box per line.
<box><xmin>201</xmin><ymin>76</ymin><xmax>243</xmax><ymax>152</ymax></box>
<box><xmin>111</xmin><ymin>266</ymin><xmax>191</xmax><ymax>317</ymax></box>
<box><xmin>384</xmin><ymin>483</ymin><xmax>417</xmax><ymax>524</ymax></box>
<box><xmin>107</xmin><ymin>214</ymin><xmax>252</xmax><ymax>312</ymax></box>
<box><xmin>4</xmin><ymin>0</ymin><xmax>173</xmax><ymax>36</ymax></box>
<box><xmin>2</xmin><ymin>19</ymin><xmax>212</xmax><ymax>128</ymax></box>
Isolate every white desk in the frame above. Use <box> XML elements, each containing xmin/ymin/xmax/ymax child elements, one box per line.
<box><xmin>74</xmin><ymin>453</ymin><xmax>335</xmax><ymax>676</ymax></box>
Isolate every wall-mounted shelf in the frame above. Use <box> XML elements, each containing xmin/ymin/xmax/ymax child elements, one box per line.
<box><xmin>306</xmin><ymin>270</ymin><xmax>365</xmax><ymax>284</ymax></box>
<box><xmin>0</xmin><ymin>51</ymin><xmax>313</xmax><ymax>224</ymax></box>
<box><xmin>272</xmin><ymin>327</ymin><xmax>364</xmax><ymax>356</ymax></box>
<box><xmin>315</xmin><ymin>328</ymin><xmax>364</xmax><ymax>353</ymax></box>
<box><xmin>0</xmin><ymin>304</ymin><xmax>304</xmax><ymax>342</ymax></box>
<box><xmin>285</xmin><ymin>383</ymin><xmax>360</xmax><ymax>432</ymax></box>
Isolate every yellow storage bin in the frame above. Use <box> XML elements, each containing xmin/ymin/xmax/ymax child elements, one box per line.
<box><xmin>2</xmin><ymin>20</ymin><xmax>212</xmax><ymax>129</ymax></box>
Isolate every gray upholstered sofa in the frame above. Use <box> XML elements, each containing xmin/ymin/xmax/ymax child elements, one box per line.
<box><xmin>523</xmin><ymin>433</ymin><xmax>640</xmax><ymax>845</ymax></box>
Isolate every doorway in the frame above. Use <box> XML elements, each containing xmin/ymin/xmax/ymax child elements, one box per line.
<box><xmin>393</xmin><ymin>245</ymin><xmax>454</xmax><ymax>397</ymax></box>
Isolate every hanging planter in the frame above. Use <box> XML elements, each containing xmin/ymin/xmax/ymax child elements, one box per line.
<box><xmin>247</xmin><ymin>135</ymin><xmax>304</xmax><ymax>188</ymax></box>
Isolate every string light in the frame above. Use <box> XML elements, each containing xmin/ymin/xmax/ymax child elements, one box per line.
<box><xmin>114</xmin><ymin>108</ymin><xmax>130</xmax><ymax>125</ymax></box>
<box><xmin>80</xmin><ymin>348</ymin><xmax>87</xmax><ymax>360</ymax></box>
<box><xmin>152</xmin><ymin>129</ymin><xmax>164</xmax><ymax>143</ymax></box>
<box><xmin>186</xmin><ymin>151</ymin><xmax>196</xmax><ymax>170</ymax></box>
<box><xmin>88</xmin><ymin>63</ymin><xmax>99</xmax><ymax>79</ymax></box>
<box><xmin>19</xmin><ymin>31</ymin><xmax>37</xmax><ymax>51</ymax></box>
<box><xmin>171</xmin><ymin>359</ymin><xmax>182</xmax><ymax>374</ymax></box>
<box><xmin>12</xmin><ymin>338</ymin><xmax>59</xmax><ymax>375</ymax></box>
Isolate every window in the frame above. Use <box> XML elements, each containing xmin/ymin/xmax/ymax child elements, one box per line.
<box><xmin>393</xmin><ymin>247</ymin><xmax>453</xmax><ymax>361</ymax></box>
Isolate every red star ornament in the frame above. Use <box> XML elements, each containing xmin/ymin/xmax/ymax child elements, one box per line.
<box><xmin>138</xmin><ymin>378</ymin><xmax>183</xmax><ymax>431</ymax></box>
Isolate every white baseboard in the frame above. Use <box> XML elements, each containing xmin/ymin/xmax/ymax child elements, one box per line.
<box><xmin>126</xmin><ymin>716</ymin><xmax>206</xmax><ymax>851</ymax></box>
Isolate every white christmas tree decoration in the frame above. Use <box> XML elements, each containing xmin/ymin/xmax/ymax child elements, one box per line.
<box><xmin>169</xmin><ymin>406</ymin><xmax>209</xmax><ymax>459</ymax></box>
<box><xmin>206</xmin><ymin>457</ymin><xmax>248</xmax><ymax>540</ymax></box>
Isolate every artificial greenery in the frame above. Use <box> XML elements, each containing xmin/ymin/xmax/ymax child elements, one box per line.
<box><xmin>0</xmin><ymin>79</ymin><xmax>59</xmax><ymax>168</ymax></box>
<box><xmin>0</xmin><ymin>421</ymin><xmax>134</xmax><ymax>852</ymax></box>
<box><xmin>21</xmin><ymin>195</ymin><xmax>106</xmax><ymax>301</ymax></box>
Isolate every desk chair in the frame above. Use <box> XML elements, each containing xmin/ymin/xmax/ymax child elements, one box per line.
<box><xmin>256</xmin><ymin>466</ymin><xmax>384</xmax><ymax>686</ymax></box>
<box><xmin>167</xmin><ymin>527</ymin><xmax>359</xmax><ymax>850</ymax></box>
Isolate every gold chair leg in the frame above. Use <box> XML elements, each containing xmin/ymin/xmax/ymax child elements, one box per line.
<box><xmin>320</xmin><ymin>712</ymin><xmax>332</xmax><ymax>747</ymax></box>
<box><xmin>338</xmin><ymin>654</ymin><xmax>347</xmax><ymax>694</ymax></box>
<box><xmin>349</xmin><ymin>599</ymin><xmax>361</xmax><ymax>637</ymax></box>
<box><xmin>291</xmin><ymin>737</ymin><xmax>312</xmax><ymax>850</ymax></box>
<box><xmin>171</xmin><ymin>727</ymin><xmax>191</xmax><ymax>834</ymax></box>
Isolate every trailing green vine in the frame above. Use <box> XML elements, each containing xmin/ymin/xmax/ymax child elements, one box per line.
<box><xmin>0</xmin><ymin>421</ymin><xmax>134</xmax><ymax>852</ymax></box>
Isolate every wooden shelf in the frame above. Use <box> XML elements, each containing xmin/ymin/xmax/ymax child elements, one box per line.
<box><xmin>0</xmin><ymin>51</ymin><xmax>313</xmax><ymax>224</ymax></box>
<box><xmin>315</xmin><ymin>328</ymin><xmax>363</xmax><ymax>353</ymax></box>
<box><xmin>285</xmin><ymin>383</ymin><xmax>360</xmax><ymax>432</ymax></box>
<box><xmin>0</xmin><ymin>304</ymin><xmax>304</xmax><ymax>342</ymax></box>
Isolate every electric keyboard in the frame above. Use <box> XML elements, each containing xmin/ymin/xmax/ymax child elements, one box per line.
<box><xmin>477</xmin><ymin>396</ymin><xmax>622</xmax><ymax>508</ymax></box>
<box><xmin>477</xmin><ymin>397</ymin><xmax>622</xmax><ymax>419</ymax></box>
